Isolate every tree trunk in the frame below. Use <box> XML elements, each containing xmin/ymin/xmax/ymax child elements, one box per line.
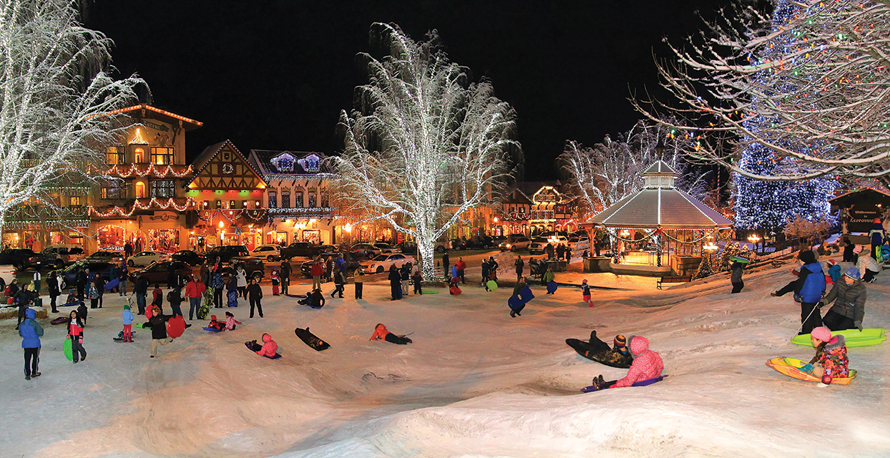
<box><xmin>416</xmin><ymin>230</ymin><xmax>438</xmax><ymax>283</ymax></box>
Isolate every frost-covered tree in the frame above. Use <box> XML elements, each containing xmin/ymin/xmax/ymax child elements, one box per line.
<box><xmin>334</xmin><ymin>23</ymin><xmax>520</xmax><ymax>281</ymax></box>
<box><xmin>635</xmin><ymin>0</ymin><xmax>890</xmax><ymax>182</ymax></box>
<box><xmin>0</xmin><ymin>0</ymin><xmax>143</xmax><ymax>240</ymax></box>
<box><xmin>558</xmin><ymin>120</ymin><xmax>708</xmax><ymax>216</ymax></box>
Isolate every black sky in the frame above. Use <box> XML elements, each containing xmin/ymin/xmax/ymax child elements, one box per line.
<box><xmin>85</xmin><ymin>0</ymin><xmax>736</xmax><ymax>180</ymax></box>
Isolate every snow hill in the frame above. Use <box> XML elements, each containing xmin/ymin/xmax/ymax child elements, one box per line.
<box><xmin>1</xmin><ymin>258</ymin><xmax>887</xmax><ymax>457</ymax></box>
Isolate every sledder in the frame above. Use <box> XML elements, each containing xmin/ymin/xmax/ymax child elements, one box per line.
<box><xmin>369</xmin><ymin>323</ymin><xmax>412</xmax><ymax>345</ymax></box>
<box><xmin>587</xmin><ymin>335</ymin><xmax>664</xmax><ymax>391</ymax></box>
<box><xmin>245</xmin><ymin>333</ymin><xmax>280</xmax><ymax>358</ymax></box>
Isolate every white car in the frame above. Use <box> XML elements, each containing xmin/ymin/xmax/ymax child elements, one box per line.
<box><xmin>568</xmin><ymin>236</ymin><xmax>590</xmax><ymax>253</ymax></box>
<box><xmin>362</xmin><ymin>253</ymin><xmax>415</xmax><ymax>274</ymax></box>
<box><xmin>250</xmin><ymin>245</ymin><xmax>281</xmax><ymax>261</ymax></box>
<box><xmin>127</xmin><ymin>251</ymin><xmax>165</xmax><ymax>267</ymax></box>
<box><xmin>0</xmin><ymin>264</ymin><xmax>16</xmax><ymax>292</ymax></box>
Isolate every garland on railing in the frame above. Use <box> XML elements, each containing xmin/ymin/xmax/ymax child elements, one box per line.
<box><xmin>97</xmin><ymin>163</ymin><xmax>194</xmax><ymax>178</ymax></box>
<box><xmin>89</xmin><ymin>197</ymin><xmax>195</xmax><ymax>217</ymax></box>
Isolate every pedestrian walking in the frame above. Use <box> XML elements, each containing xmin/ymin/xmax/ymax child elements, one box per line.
<box><xmin>67</xmin><ymin>310</ymin><xmax>86</xmax><ymax>363</ymax></box>
<box><xmin>247</xmin><ymin>277</ymin><xmax>263</xmax><ymax>318</ymax></box>
<box><xmin>331</xmin><ymin>270</ymin><xmax>345</xmax><ymax>298</ymax></box>
<box><xmin>144</xmin><ymin>305</ymin><xmax>173</xmax><ymax>358</ymax></box>
<box><xmin>20</xmin><ymin>308</ymin><xmax>43</xmax><ymax>379</ymax></box>
<box><xmin>134</xmin><ymin>275</ymin><xmax>149</xmax><ymax>315</ymax></box>
<box><xmin>442</xmin><ymin>252</ymin><xmax>450</xmax><ymax>281</ymax></box>
<box><xmin>236</xmin><ymin>265</ymin><xmax>247</xmax><ymax>299</ymax></box>
<box><xmin>47</xmin><ymin>271</ymin><xmax>60</xmax><ymax>313</ymax></box>
<box><xmin>515</xmin><ymin>256</ymin><xmax>524</xmax><ymax>282</ymax></box>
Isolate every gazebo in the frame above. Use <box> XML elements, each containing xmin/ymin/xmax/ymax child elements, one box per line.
<box><xmin>585</xmin><ymin>160</ymin><xmax>734</xmax><ymax>276</ymax></box>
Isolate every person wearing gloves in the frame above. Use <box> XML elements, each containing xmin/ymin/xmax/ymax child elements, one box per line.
<box><xmin>798</xmin><ymin>326</ymin><xmax>849</xmax><ymax>384</ymax></box>
<box><xmin>19</xmin><ymin>308</ymin><xmax>43</xmax><ymax>380</ymax></box>
<box><xmin>143</xmin><ymin>305</ymin><xmax>173</xmax><ymax>358</ymax></box>
<box><xmin>121</xmin><ymin>304</ymin><xmax>134</xmax><ymax>342</ymax></box>
<box><xmin>589</xmin><ymin>335</ymin><xmax>663</xmax><ymax>390</ymax></box>
<box><xmin>820</xmin><ymin>267</ymin><xmax>867</xmax><ymax>332</ymax></box>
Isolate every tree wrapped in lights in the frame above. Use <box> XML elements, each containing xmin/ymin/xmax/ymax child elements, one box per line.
<box><xmin>0</xmin><ymin>0</ymin><xmax>143</xmax><ymax>240</ymax></box>
<box><xmin>334</xmin><ymin>23</ymin><xmax>520</xmax><ymax>281</ymax></box>
<box><xmin>635</xmin><ymin>0</ymin><xmax>890</xmax><ymax>183</ymax></box>
<box><xmin>558</xmin><ymin>120</ymin><xmax>708</xmax><ymax>216</ymax></box>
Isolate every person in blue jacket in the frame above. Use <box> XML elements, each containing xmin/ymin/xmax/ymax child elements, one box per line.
<box><xmin>827</xmin><ymin>259</ymin><xmax>842</xmax><ymax>284</ymax></box>
<box><xmin>19</xmin><ymin>308</ymin><xmax>43</xmax><ymax>380</ymax></box>
<box><xmin>868</xmin><ymin>218</ymin><xmax>885</xmax><ymax>260</ymax></box>
<box><xmin>792</xmin><ymin>250</ymin><xmax>826</xmax><ymax>334</ymax></box>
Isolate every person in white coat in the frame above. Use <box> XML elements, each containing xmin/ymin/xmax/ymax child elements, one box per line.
<box><xmin>236</xmin><ymin>266</ymin><xmax>248</xmax><ymax>298</ymax></box>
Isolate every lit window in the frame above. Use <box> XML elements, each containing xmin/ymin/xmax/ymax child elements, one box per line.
<box><xmin>106</xmin><ymin>147</ymin><xmax>124</xmax><ymax>164</ymax></box>
<box><xmin>151</xmin><ymin>147</ymin><xmax>174</xmax><ymax>165</ymax></box>
<box><xmin>134</xmin><ymin>148</ymin><xmax>145</xmax><ymax>163</ymax></box>
<box><xmin>135</xmin><ymin>182</ymin><xmax>146</xmax><ymax>198</ymax></box>
<box><xmin>69</xmin><ymin>196</ymin><xmax>81</xmax><ymax>206</ymax></box>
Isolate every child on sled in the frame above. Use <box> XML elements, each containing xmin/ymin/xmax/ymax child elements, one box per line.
<box><xmin>207</xmin><ymin>315</ymin><xmax>226</xmax><ymax>331</ymax></box>
<box><xmin>590</xmin><ymin>336</ymin><xmax>663</xmax><ymax>390</ymax></box>
<box><xmin>225</xmin><ymin>311</ymin><xmax>242</xmax><ymax>330</ymax></box>
<box><xmin>799</xmin><ymin>327</ymin><xmax>849</xmax><ymax>384</ymax></box>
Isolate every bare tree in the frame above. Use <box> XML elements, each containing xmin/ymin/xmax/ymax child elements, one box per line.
<box><xmin>558</xmin><ymin>120</ymin><xmax>709</xmax><ymax>216</ymax></box>
<box><xmin>635</xmin><ymin>0</ymin><xmax>890</xmax><ymax>181</ymax></box>
<box><xmin>334</xmin><ymin>23</ymin><xmax>521</xmax><ymax>280</ymax></box>
<box><xmin>0</xmin><ymin>0</ymin><xmax>143</xmax><ymax>241</ymax></box>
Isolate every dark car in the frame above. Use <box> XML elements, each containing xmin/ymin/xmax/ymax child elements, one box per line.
<box><xmin>54</xmin><ymin>261</ymin><xmax>115</xmax><ymax>290</ymax></box>
<box><xmin>465</xmin><ymin>235</ymin><xmax>495</xmax><ymax>249</ymax></box>
<box><xmin>299</xmin><ymin>253</ymin><xmax>359</xmax><ymax>278</ymax></box>
<box><xmin>450</xmin><ymin>238</ymin><xmax>467</xmax><ymax>250</ymax></box>
<box><xmin>223</xmin><ymin>258</ymin><xmax>266</xmax><ymax>281</ymax></box>
<box><xmin>171</xmin><ymin>250</ymin><xmax>204</xmax><ymax>266</ymax></box>
<box><xmin>397</xmin><ymin>241</ymin><xmax>418</xmax><ymax>254</ymax></box>
<box><xmin>0</xmin><ymin>248</ymin><xmax>48</xmax><ymax>271</ymax></box>
<box><xmin>128</xmin><ymin>261</ymin><xmax>194</xmax><ymax>286</ymax></box>
<box><xmin>203</xmin><ymin>245</ymin><xmax>249</xmax><ymax>265</ymax></box>
<box><xmin>86</xmin><ymin>250</ymin><xmax>124</xmax><ymax>264</ymax></box>
<box><xmin>280</xmin><ymin>242</ymin><xmax>322</xmax><ymax>259</ymax></box>
<box><xmin>41</xmin><ymin>246</ymin><xmax>86</xmax><ymax>269</ymax></box>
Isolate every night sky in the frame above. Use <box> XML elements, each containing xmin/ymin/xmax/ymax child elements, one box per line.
<box><xmin>85</xmin><ymin>0</ymin><xmax>739</xmax><ymax>180</ymax></box>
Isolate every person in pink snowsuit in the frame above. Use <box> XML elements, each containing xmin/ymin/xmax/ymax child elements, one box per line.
<box><xmin>590</xmin><ymin>336</ymin><xmax>664</xmax><ymax>390</ymax></box>
<box><xmin>255</xmin><ymin>333</ymin><xmax>277</xmax><ymax>357</ymax></box>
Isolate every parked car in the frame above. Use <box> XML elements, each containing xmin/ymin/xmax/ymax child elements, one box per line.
<box><xmin>203</xmin><ymin>245</ymin><xmax>250</xmax><ymax>265</ymax></box>
<box><xmin>568</xmin><ymin>236</ymin><xmax>591</xmax><ymax>253</ymax></box>
<box><xmin>527</xmin><ymin>237</ymin><xmax>549</xmax><ymax>255</ymax></box>
<box><xmin>128</xmin><ymin>261</ymin><xmax>194</xmax><ymax>285</ymax></box>
<box><xmin>299</xmin><ymin>252</ymin><xmax>359</xmax><ymax>278</ymax></box>
<box><xmin>351</xmin><ymin>242</ymin><xmax>380</xmax><ymax>259</ymax></box>
<box><xmin>250</xmin><ymin>244</ymin><xmax>282</xmax><ymax>262</ymax></box>
<box><xmin>373</xmin><ymin>243</ymin><xmax>398</xmax><ymax>254</ymax></box>
<box><xmin>435</xmin><ymin>239</ymin><xmax>452</xmax><ymax>253</ymax></box>
<box><xmin>55</xmin><ymin>261</ymin><xmax>115</xmax><ymax>290</ymax></box>
<box><xmin>361</xmin><ymin>253</ymin><xmax>415</xmax><ymax>274</ymax></box>
<box><xmin>465</xmin><ymin>235</ymin><xmax>495</xmax><ymax>249</ymax></box>
<box><xmin>499</xmin><ymin>235</ymin><xmax>531</xmax><ymax>252</ymax></box>
<box><xmin>450</xmin><ymin>238</ymin><xmax>467</xmax><ymax>250</ymax></box>
<box><xmin>86</xmin><ymin>251</ymin><xmax>124</xmax><ymax>264</ymax></box>
<box><xmin>0</xmin><ymin>264</ymin><xmax>16</xmax><ymax>292</ymax></box>
<box><xmin>171</xmin><ymin>250</ymin><xmax>204</xmax><ymax>266</ymax></box>
<box><xmin>226</xmin><ymin>258</ymin><xmax>266</xmax><ymax>281</ymax></box>
<box><xmin>398</xmin><ymin>241</ymin><xmax>417</xmax><ymax>255</ymax></box>
<box><xmin>280</xmin><ymin>242</ymin><xmax>323</xmax><ymax>259</ymax></box>
<box><xmin>0</xmin><ymin>248</ymin><xmax>48</xmax><ymax>271</ymax></box>
<box><xmin>127</xmin><ymin>251</ymin><xmax>165</xmax><ymax>267</ymax></box>
<box><xmin>41</xmin><ymin>245</ymin><xmax>87</xmax><ymax>269</ymax></box>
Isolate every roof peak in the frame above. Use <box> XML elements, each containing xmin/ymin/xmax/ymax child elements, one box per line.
<box><xmin>641</xmin><ymin>160</ymin><xmax>677</xmax><ymax>176</ymax></box>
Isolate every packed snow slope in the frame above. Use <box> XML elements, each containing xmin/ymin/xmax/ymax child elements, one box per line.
<box><xmin>1</xmin><ymin>257</ymin><xmax>888</xmax><ymax>457</ymax></box>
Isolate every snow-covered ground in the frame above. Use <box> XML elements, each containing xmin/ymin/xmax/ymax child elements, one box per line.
<box><xmin>2</xmin><ymin>256</ymin><xmax>888</xmax><ymax>457</ymax></box>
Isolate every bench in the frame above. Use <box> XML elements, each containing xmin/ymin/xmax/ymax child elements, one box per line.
<box><xmin>657</xmin><ymin>275</ymin><xmax>691</xmax><ymax>289</ymax></box>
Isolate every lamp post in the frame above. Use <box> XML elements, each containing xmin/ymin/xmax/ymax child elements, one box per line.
<box><xmin>747</xmin><ymin>233</ymin><xmax>761</xmax><ymax>255</ymax></box>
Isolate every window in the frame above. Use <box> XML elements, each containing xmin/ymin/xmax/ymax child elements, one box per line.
<box><xmin>320</xmin><ymin>191</ymin><xmax>329</xmax><ymax>208</ymax></box>
<box><xmin>69</xmin><ymin>196</ymin><xmax>81</xmax><ymax>207</ymax></box>
<box><xmin>307</xmin><ymin>188</ymin><xmax>316</xmax><ymax>207</ymax></box>
<box><xmin>135</xmin><ymin>182</ymin><xmax>146</xmax><ymax>198</ymax></box>
<box><xmin>202</xmin><ymin>201</ymin><xmax>209</xmax><ymax>209</ymax></box>
<box><xmin>281</xmin><ymin>190</ymin><xmax>291</xmax><ymax>208</ymax></box>
<box><xmin>150</xmin><ymin>180</ymin><xmax>175</xmax><ymax>198</ymax></box>
<box><xmin>294</xmin><ymin>190</ymin><xmax>303</xmax><ymax>207</ymax></box>
<box><xmin>151</xmin><ymin>147</ymin><xmax>174</xmax><ymax>165</ymax></box>
<box><xmin>106</xmin><ymin>147</ymin><xmax>124</xmax><ymax>164</ymax></box>
<box><xmin>215</xmin><ymin>199</ymin><xmax>221</xmax><ymax>209</ymax></box>
<box><xmin>134</xmin><ymin>147</ymin><xmax>145</xmax><ymax>163</ymax></box>
<box><xmin>230</xmin><ymin>200</ymin><xmax>237</xmax><ymax>209</ymax></box>
<box><xmin>268</xmin><ymin>191</ymin><xmax>277</xmax><ymax>208</ymax></box>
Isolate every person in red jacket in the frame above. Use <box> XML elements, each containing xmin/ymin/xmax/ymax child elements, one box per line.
<box><xmin>185</xmin><ymin>276</ymin><xmax>206</xmax><ymax>321</ymax></box>
<box><xmin>369</xmin><ymin>323</ymin><xmax>412</xmax><ymax>344</ymax></box>
<box><xmin>455</xmin><ymin>258</ymin><xmax>467</xmax><ymax>284</ymax></box>
<box><xmin>253</xmin><ymin>333</ymin><xmax>277</xmax><ymax>357</ymax></box>
<box><xmin>310</xmin><ymin>260</ymin><xmax>324</xmax><ymax>291</ymax></box>
<box><xmin>590</xmin><ymin>336</ymin><xmax>663</xmax><ymax>390</ymax></box>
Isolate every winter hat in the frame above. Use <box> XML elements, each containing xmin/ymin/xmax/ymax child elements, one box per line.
<box><xmin>629</xmin><ymin>336</ymin><xmax>650</xmax><ymax>357</ymax></box>
<box><xmin>614</xmin><ymin>334</ymin><xmax>627</xmax><ymax>347</ymax></box>
<box><xmin>582</xmin><ymin>279</ymin><xmax>588</xmax><ymax>284</ymax></box>
<box><xmin>210</xmin><ymin>315</ymin><xmax>217</xmax><ymax>321</ymax></box>
<box><xmin>798</xmin><ymin>250</ymin><xmax>817</xmax><ymax>264</ymax></box>
<box><xmin>124</xmin><ymin>304</ymin><xmax>130</xmax><ymax>310</ymax></box>
<box><xmin>827</xmin><ymin>259</ymin><xmax>836</xmax><ymax>266</ymax></box>
<box><xmin>262</xmin><ymin>333</ymin><xmax>272</xmax><ymax>342</ymax></box>
<box><xmin>875</xmin><ymin>218</ymin><xmax>882</xmax><ymax>224</ymax></box>
<box><xmin>811</xmin><ymin>327</ymin><xmax>831</xmax><ymax>343</ymax></box>
<box><xmin>844</xmin><ymin>267</ymin><xmax>861</xmax><ymax>280</ymax></box>
<box><xmin>225</xmin><ymin>311</ymin><xmax>234</xmax><ymax>317</ymax></box>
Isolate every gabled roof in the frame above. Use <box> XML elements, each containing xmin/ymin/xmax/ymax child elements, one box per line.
<box><xmin>185</xmin><ymin>140</ymin><xmax>266</xmax><ymax>188</ymax></box>
<box><xmin>641</xmin><ymin>160</ymin><xmax>677</xmax><ymax>176</ymax></box>
<box><xmin>101</xmin><ymin>104</ymin><xmax>203</xmax><ymax>131</ymax></box>
<box><xmin>248</xmin><ymin>149</ymin><xmax>336</xmax><ymax>177</ymax></box>
<box><xmin>829</xmin><ymin>187</ymin><xmax>890</xmax><ymax>207</ymax></box>
<box><xmin>587</xmin><ymin>187</ymin><xmax>733</xmax><ymax>229</ymax></box>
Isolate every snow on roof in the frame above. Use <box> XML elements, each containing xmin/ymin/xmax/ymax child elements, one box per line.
<box><xmin>587</xmin><ymin>187</ymin><xmax>733</xmax><ymax>229</ymax></box>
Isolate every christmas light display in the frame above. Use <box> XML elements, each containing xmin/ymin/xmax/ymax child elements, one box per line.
<box><xmin>335</xmin><ymin>23</ymin><xmax>520</xmax><ymax>281</ymax></box>
<box><xmin>99</xmin><ymin>163</ymin><xmax>194</xmax><ymax>178</ymax></box>
<box><xmin>89</xmin><ymin>197</ymin><xmax>195</xmax><ymax>218</ymax></box>
<box><xmin>636</xmin><ymin>0</ymin><xmax>890</xmax><ymax>183</ymax></box>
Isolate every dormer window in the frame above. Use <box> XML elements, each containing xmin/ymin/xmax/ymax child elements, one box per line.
<box><xmin>298</xmin><ymin>154</ymin><xmax>322</xmax><ymax>173</ymax></box>
<box><xmin>271</xmin><ymin>153</ymin><xmax>296</xmax><ymax>172</ymax></box>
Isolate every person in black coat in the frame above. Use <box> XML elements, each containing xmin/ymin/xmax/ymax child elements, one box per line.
<box><xmin>94</xmin><ymin>276</ymin><xmax>106</xmax><ymax>308</ymax></box>
<box><xmin>143</xmin><ymin>305</ymin><xmax>173</xmax><ymax>358</ymax></box>
<box><xmin>47</xmin><ymin>272</ymin><xmax>60</xmax><ymax>313</ymax></box>
<box><xmin>388</xmin><ymin>265</ymin><xmax>402</xmax><ymax>300</ymax></box>
<box><xmin>134</xmin><ymin>276</ymin><xmax>150</xmax><ymax>315</ymax></box>
<box><xmin>309</xmin><ymin>288</ymin><xmax>325</xmax><ymax>308</ymax></box>
<box><xmin>442</xmin><ymin>252</ymin><xmax>450</xmax><ymax>280</ymax></box>
<box><xmin>246</xmin><ymin>278</ymin><xmax>263</xmax><ymax>318</ymax></box>
<box><xmin>75</xmin><ymin>268</ymin><xmax>87</xmax><ymax>301</ymax></box>
<box><xmin>280</xmin><ymin>260</ymin><xmax>291</xmax><ymax>295</ymax></box>
<box><xmin>842</xmin><ymin>239</ymin><xmax>855</xmax><ymax>263</ymax></box>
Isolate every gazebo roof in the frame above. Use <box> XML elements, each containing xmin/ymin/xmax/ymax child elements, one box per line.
<box><xmin>587</xmin><ymin>187</ymin><xmax>733</xmax><ymax>229</ymax></box>
<box><xmin>641</xmin><ymin>160</ymin><xmax>677</xmax><ymax>176</ymax></box>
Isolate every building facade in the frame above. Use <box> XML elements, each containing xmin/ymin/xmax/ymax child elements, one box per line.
<box><xmin>495</xmin><ymin>182</ymin><xmax>581</xmax><ymax>236</ymax></box>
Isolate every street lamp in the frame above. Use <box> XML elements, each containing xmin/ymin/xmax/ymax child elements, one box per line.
<box><xmin>747</xmin><ymin>233</ymin><xmax>761</xmax><ymax>254</ymax></box>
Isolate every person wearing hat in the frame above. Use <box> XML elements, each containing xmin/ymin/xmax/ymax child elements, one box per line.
<box><xmin>826</xmin><ymin>259</ymin><xmax>842</xmax><ymax>284</ymax></box>
<box><xmin>613</xmin><ymin>335</ymin><xmax>629</xmax><ymax>357</ymax></box>
<box><xmin>819</xmin><ymin>267</ymin><xmax>867</xmax><ymax>332</ymax></box>
<box><xmin>581</xmin><ymin>279</ymin><xmax>593</xmax><ymax>307</ymax></box>
<box><xmin>799</xmin><ymin>327</ymin><xmax>849</xmax><ymax>384</ymax></box>
<box><xmin>121</xmin><ymin>303</ymin><xmax>134</xmax><ymax>342</ymax></box>
<box><xmin>730</xmin><ymin>257</ymin><xmax>746</xmax><ymax>293</ymax></box>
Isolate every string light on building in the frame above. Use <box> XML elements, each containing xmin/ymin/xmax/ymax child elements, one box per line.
<box><xmin>89</xmin><ymin>197</ymin><xmax>196</xmax><ymax>217</ymax></box>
